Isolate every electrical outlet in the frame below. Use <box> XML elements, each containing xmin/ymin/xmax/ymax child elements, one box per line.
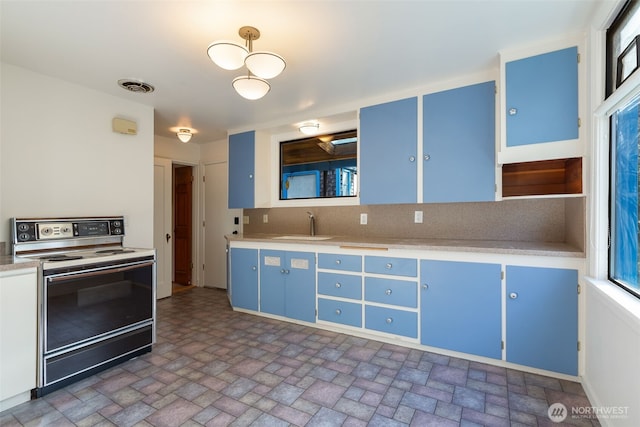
<box><xmin>243</xmin><ymin>215</ymin><xmax>249</xmax><ymax>225</ymax></box>
<box><xmin>360</xmin><ymin>213</ymin><xmax>368</xmax><ymax>225</ymax></box>
<box><xmin>414</xmin><ymin>210</ymin><xmax>423</xmax><ymax>223</ymax></box>
<box><xmin>263</xmin><ymin>214</ymin><xmax>269</xmax><ymax>223</ymax></box>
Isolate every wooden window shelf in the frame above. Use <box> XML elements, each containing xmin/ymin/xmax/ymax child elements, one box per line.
<box><xmin>502</xmin><ymin>157</ymin><xmax>582</xmax><ymax>197</ymax></box>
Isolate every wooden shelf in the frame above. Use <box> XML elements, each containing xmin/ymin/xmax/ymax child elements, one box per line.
<box><xmin>502</xmin><ymin>157</ymin><xmax>582</xmax><ymax>197</ymax></box>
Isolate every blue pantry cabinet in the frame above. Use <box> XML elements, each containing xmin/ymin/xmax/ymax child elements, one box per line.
<box><xmin>360</xmin><ymin>97</ymin><xmax>418</xmax><ymax>205</ymax></box>
<box><xmin>423</xmin><ymin>81</ymin><xmax>496</xmax><ymax>202</ymax></box>
<box><xmin>505</xmin><ymin>46</ymin><xmax>579</xmax><ymax>147</ymax></box>
<box><xmin>420</xmin><ymin>260</ymin><xmax>502</xmax><ymax>359</ymax></box>
<box><xmin>260</xmin><ymin>249</ymin><xmax>316</xmax><ymax>323</ymax></box>
<box><xmin>228</xmin><ymin>131</ymin><xmax>255</xmax><ymax>209</ymax></box>
<box><xmin>229</xmin><ymin>248</ymin><xmax>258</xmax><ymax>311</ymax></box>
<box><xmin>506</xmin><ymin>265</ymin><xmax>578</xmax><ymax>375</ymax></box>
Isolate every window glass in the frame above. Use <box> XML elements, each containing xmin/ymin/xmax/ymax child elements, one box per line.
<box><xmin>609</xmin><ymin>96</ymin><xmax>640</xmax><ymax>297</ymax></box>
<box><xmin>279</xmin><ymin>130</ymin><xmax>357</xmax><ymax>200</ymax></box>
<box><xmin>607</xmin><ymin>0</ymin><xmax>640</xmax><ymax>95</ymax></box>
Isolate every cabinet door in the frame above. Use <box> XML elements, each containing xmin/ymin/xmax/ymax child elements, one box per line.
<box><xmin>259</xmin><ymin>249</ymin><xmax>286</xmax><ymax>316</ymax></box>
<box><xmin>506</xmin><ymin>265</ymin><xmax>578</xmax><ymax>375</ymax></box>
<box><xmin>360</xmin><ymin>97</ymin><xmax>418</xmax><ymax>204</ymax></box>
<box><xmin>230</xmin><ymin>248</ymin><xmax>258</xmax><ymax>311</ymax></box>
<box><xmin>423</xmin><ymin>81</ymin><xmax>496</xmax><ymax>202</ymax></box>
<box><xmin>228</xmin><ymin>131</ymin><xmax>255</xmax><ymax>208</ymax></box>
<box><xmin>284</xmin><ymin>251</ymin><xmax>316</xmax><ymax>323</ymax></box>
<box><xmin>505</xmin><ymin>46</ymin><xmax>578</xmax><ymax>147</ymax></box>
<box><xmin>420</xmin><ymin>260</ymin><xmax>501</xmax><ymax>359</ymax></box>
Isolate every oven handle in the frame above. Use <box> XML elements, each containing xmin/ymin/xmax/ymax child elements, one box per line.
<box><xmin>46</xmin><ymin>261</ymin><xmax>155</xmax><ymax>283</ymax></box>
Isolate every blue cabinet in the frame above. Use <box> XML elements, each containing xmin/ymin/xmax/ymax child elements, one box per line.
<box><xmin>260</xmin><ymin>249</ymin><xmax>316</xmax><ymax>323</ymax></box>
<box><xmin>365</xmin><ymin>306</ymin><xmax>417</xmax><ymax>338</ymax></box>
<box><xmin>365</xmin><ymin>277</ymin><xmax>417</xmax><ymax>308</ymax></box>
<box><xmin>229</xmin><ymin>248</ymin><xmax>258</xmax><ymax>311</ymax></box>
<box><xmin>506</xmin><ymin>265</ymin><xmax>578</xmax><ymax>375</ymax></box>
<box><xmin>318</xmin><ymin>298</ymin><xmax>362</xmax><ymax>328</ymax></box>
<box><xmin>360</xmin><ymin>97</ymin><xmax>418</xmax><ymax>205</ymax></box>
<box><xmin>505</xmin><ymin>46</ymin><xmax>579</xmax><ymax>147</ymax></box>
<box><xmin>420</xmin><ymin>260</ymin><xmax>502</xmax><ymax>359</ymax></box>
<box><xmin>423</xmin><ymin>81</ymin><xmax>496</xmax><ymax>202</ymax></box>
<box><xmin>364</xmin><ymin>255</ymin><xmax>417</xmax><ymax>277</ymax></box>
<box><xmin>318</xmin><ymin>253</ymin><xmax>362</xmax><ymax>272</ymax></box>
<box><xmin>318</xmin><ymin>272</ymin><xmax>361</xmax><ymax>300</ymax></box>
<box><xmin>228</xmin><ymin>131</ymin><xmax>255</xmax><ymax>209</ymax></box>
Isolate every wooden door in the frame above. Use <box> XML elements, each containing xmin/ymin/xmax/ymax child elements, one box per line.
<box><xmin>174</xmin><ymin>166</ymin><xmax>192</xmax><ymax>285</ymax></box>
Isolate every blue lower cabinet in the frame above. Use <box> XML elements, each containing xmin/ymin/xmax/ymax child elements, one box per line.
<box><xmin>318</xmin><ymin>272</ymin><xmax>362</xmax><ymax>300</ymax></box>
<box><xmin>420</xmin><ymin>260</ymin><xmax>502</xmax><ymax>359</ymax></box>
<box><xmin>260</xmin><ymin>249</ymin><xmax>316</xmax><ymax>323</ymax></box>
<box><xmin>365</xmin><ymin>256</ymin><xmax>417</xmax><ymax>277</ymax></box>
<box><xmin>506</xmin><ymin>265</ymin><xmax>578</xmax><ymax>375</ymax></box>
<box><xmin>230</xmin><ymin>248</ymin><xmax>259</xmax><ymax>311</ymax></box>
<box><xmin>365</xmin><ymin>277</ymin><xmax>417</xmax><ymax>308</ymax></box>
<box><xmin>365</xmin><ymin>305</ymin><xmax>417</xmax><ymax>338</ymax></box>
<box><xmin>318</xmin><ymin>298</ymin><xmax>362</xmax><ymax>328</ymax></box>
<box><xmin>318</xmin><ymin>253</ymin><xmax>362</xmax><ymax>272</ymax></box>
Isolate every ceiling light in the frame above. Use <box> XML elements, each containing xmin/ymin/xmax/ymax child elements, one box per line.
<box><xmin>177</xmin><ymin>129</ymin><xmax>192</xmax><ymax>143</ymax></box>
<box><xmin>299</xmin><ymin>123</ymin><xmax>320</xmax><ymax>135</ymax></box>
<box><xmin>208</xmin><ymin>26</ymin><xmax>285</xmax><ymax>99</ymax></box>
<box><xmin>232</xmin><ymin>75</ymin><xmax>270</xmax><ymax>100</ymax></box>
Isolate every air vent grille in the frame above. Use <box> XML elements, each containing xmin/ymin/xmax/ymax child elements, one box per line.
<box><xmin>117</xmin><ymin>79</ymin><xmax>155</xmax><ymax>94</ymax></box>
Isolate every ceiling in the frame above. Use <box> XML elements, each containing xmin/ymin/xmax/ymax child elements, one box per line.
<box><xmin>0</xmin><ymin>0</ymin><xmax>610</xmax><ymax>143</ymax></box>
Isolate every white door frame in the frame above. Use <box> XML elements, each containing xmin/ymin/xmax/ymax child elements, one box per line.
<box><xmin>154</xmin><ymin>157</ymin><xmax>172</xmax><ymax>299</ymax></box>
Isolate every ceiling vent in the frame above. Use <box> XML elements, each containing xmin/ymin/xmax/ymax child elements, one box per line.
<box><xmin>117</xmin><ymin>79</ymin><xmax>155</xmax><ymax>94</ymax></box>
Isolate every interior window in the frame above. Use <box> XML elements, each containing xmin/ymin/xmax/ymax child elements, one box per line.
<box><xmin>279</xmin><ymin>130</ymin><xmax>357</xmax><ymax>200</ymax></box>
<box><xmin>608</xmin><ymin>0</ymin><xmax>640</xmax><ymax>298</ymax></box>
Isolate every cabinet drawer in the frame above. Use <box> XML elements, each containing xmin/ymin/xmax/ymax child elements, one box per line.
<box><xmin>365</xmin><ymin>277</ymin><xmax>417</xmax><ymax>308</ymax></box>
<box><xmin>318</xmin><ymin>253</ymin><xmax>362</xmax><ymax>272</ymax></box>
<box><xmin>318</xmin><ymin>272</ymin><xmax>362</xmax><ymax>300</ymax></box>
<box><xmin>318</xmin><ymin>298</ymin><xmax>362</xmax><ymax>328</ymax></box>
<box><xmin>365</xmin><ymin>256</ymin><xmax>417</xmax><ymax>277</ymax></box>
<box><xmin>365</xmin><ymin>305</ymin><xmax>417</xmax><ymax>338</ymax></box>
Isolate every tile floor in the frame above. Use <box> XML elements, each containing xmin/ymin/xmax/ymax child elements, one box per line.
<box><xmin>1</xmin><ymin>287</ymin><xmax>599</xmax><ymax>426</ymax></box>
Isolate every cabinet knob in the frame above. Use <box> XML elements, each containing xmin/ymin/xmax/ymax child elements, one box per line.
<box><xmin>424</xmin><ymin>154</ymin><xmax>431</xmax><ymax>161</ymax></box>
<box><xmin>385</xmin><ymin>263</ymin><xmax>393</xmax><ymax>269</ymax></box>
<box><xmin>508</xmin><ymin>108</ymin><xmax>518</xmax><ymax>116</ymax></box>
<box><xmin>251</xmin><ymin>266</ymin><xmax>257</xmax><ymax>271</ymax></box>
<box><xmin>509</xmin><ymin>292</ymin><xmax>518</xmax><ymax>299</ymax></box>
<box><xmin>409</xmin><ymin>156</ymin><xmax>416</xmax><ymax>162</ymax></box>
<box><xmin>249</xmin><ymin>173</ymin><xmax>254</xmax><ymax>179</ymax></box>
<box><xmin>335</xmin><ymin>259</ymin><xmax>341</xmax><ymax>265</ymax></box>
<box><xmin>385</xmin><ymin>289</ymin><xmax>393</xmax><ymax>295</ymax></box>
<box><xmin>335</xmin><ymin>309</ymin><xmax>342</xmax><ymax>315</ymax></box>
<box><xmin>422</xmin><ymin>284</ymin><xmax>428</xmax><ymax>290</ymax></box>
<box><xmin>280</xmin><ymin>269</ymin><xmax>286</xmax><ymax>274</ymax></box>
<box><xmin>386</xmin><ymin>317</ymin><xmax>393</xmax><ymax>324</ymax></box>
<box><xmin>335</xmin><ymin>282</ymin><xmax>342</xmax><ymax>288</ymax></box>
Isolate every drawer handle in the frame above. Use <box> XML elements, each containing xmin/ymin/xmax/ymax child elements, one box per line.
<box><xmin>422</xmin><ymin>284</ymin><xmax>428</xmax><ymax>290</ymax></box>
<box><xmin>335</xmin><ymin>259</ymin><xmax>341</xmax><ymax>265</ymax></box>
<box><xmin>386</xmin><ymin>317</ymin><xmax>393</xmax><ymax>324</ymax></box>
<box><xmin>509</xmin><ymin>292</ymin><xmax>518</xmax><ymax>299</ymax></box>
<box><xmin>335</xmin><ymin>309</ymin><xmax>342</xmax><ymax>315</ymax></box>
<box><xmin>281</xmin><ymin>269</ymin><xmax>290</xmax><ymax>274</ymax></box>
<box><xmin>252</xmin><ymin>266</ymin><xmax>257</xmax><ymax>271</ymax></box>
<box><xmin>385</xmin><ymin>263</ymin><xmax>393</xmax><ymax>269</ymax></box>
<box><xmin>385</xmin><ymin>289</ymin><xmax>392</xmax><ymax>295</ymax></box>
<box><xmin>335</xmin><ymin>282</ymin><xmax>342</xmax><ymax>288</ymax></box>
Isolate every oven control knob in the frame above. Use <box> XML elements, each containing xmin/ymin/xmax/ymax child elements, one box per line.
<box><xmin>40</xmin><ymin>227</ymin><xmax>52</xmax><ymax>236</ymax></box>
<box><xmin>113</xmin><ymin>228</ymin><xmax>122</xmax><ymax>235</ymax></box>
<box><xmin>112</xmin><ymin>221</ymin><xmax>122</xmax><ymax>227</ymax></box>
<box><xmin>17</xmin><ymin>223</ymin><xmax>30</xmax><ymax>232</ymax></box>
<box><xmin>19</xmin><ymin>233</ymin><xmax>31</xmax><ymax>241</ymax></box>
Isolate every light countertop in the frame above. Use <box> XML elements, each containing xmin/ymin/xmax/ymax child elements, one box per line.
<box><xmin>226</xmin><ymin>234</ymin><xmax>585</xmax><ymax>258</ymax></box>
<box><xmin>0</xmin><ymin>256</ymin><xmax>39</xmax><ymax>273</ymax></box>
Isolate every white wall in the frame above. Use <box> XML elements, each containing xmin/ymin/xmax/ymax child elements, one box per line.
<box><xmin>0</xmin><ymin>63</ymin><xmax>154</xmax><ymax>248</ymax></box>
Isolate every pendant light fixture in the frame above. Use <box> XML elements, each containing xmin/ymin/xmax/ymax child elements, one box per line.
<box><xmin>207</xmin><ymin>26</ymin><xmax>285</xmax><ymax>100</ymax></box>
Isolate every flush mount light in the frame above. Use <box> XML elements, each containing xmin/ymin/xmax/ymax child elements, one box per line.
<box><xmin>299</xmin><ymin>122</ymin><xmax>320</xmax><ymax>135</ymax></box>
<box><xmin>177</xmin><ymin>129</ymin><xmax>193</xmax><ymax>143</ymax></box>
<box><xmin>207</xmin><ymin>26</ymin><xmax>285</xmax><ymax>100</ymax></box>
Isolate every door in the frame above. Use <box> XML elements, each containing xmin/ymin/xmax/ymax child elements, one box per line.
<box><xmin>174</xmin><ymin>166</ymin><xmax>193</xmax><ymax>285</ymax></box>
<box><xmin>228</xmin><ymin>131</ymin><xmax>255</xmax><ymax>209</ymax></box>
<box><xmin>205</xmin><ymin>162</ymin><xmax>240</xmax><ymax>288</ymax></box>
<box><xmin>260</xmin><ymin>249</ymin><xmax>286</xmax><ymax>316</ymax></box>
<box><xmin>154</xmin><ymin>158</ymin><xmax>172</xmax><ymax>299</ymax></box>
<box><xmin>230</xmin><ymin>248</ymin><xmax>258</xmax><ymax>310</ymax></box>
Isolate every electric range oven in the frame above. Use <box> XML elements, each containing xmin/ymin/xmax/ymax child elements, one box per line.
<box><xmin>11</xmin><ymin>216</ymin><xmax>156</xmax><ymax>397</ymax></box>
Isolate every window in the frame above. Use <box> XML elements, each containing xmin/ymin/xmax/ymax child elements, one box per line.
<box><xmin>279</xmin><ymin>130</ymin><xmax>357</xmax><ymax>200</ymax></box>
<box><xmin>608</xmin><ymin>0</ymin><xmax>640</xmax><ymax>297</ymax></box>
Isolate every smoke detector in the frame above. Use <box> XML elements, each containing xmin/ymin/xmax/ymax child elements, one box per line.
<box><xmin>117</xmin><ymin>79</ymin><xmax>155</xmax><ymax>94</ymax></box>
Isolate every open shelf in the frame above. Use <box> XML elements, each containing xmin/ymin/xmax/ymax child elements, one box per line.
<box><xmin>502</xmin><ymin>157</ymin><xmax>582</xmax><ymax>197</ymax></box>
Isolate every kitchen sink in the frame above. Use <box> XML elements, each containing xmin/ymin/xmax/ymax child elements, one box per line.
<box><xmin>272</xmin><ymin>235</ymin><xmax>333</xmax><ymax>241</ymax></box>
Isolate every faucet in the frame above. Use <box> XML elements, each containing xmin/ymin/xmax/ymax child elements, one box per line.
<box><xmin>307</xmin><ymin>211</ymin><xmax>315</xmax><ymax>236</ymax></box>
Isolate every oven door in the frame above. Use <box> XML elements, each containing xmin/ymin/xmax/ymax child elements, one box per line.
<box><xmin>41</xmin><ymin>258</ymin><xmax>155</xmax><ymax>389</ymax></box>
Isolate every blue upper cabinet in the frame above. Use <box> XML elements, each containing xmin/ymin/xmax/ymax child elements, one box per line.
<box><xmin>423</xmin><ymin>81</ymin><xmax>496</xmax><ymax>203</ymax></box>
<box><xmin>360</xmin><ymin>97</ymin><xmax>418</xmax><ymax>205</ymax></box>
<box><xmin>505</xmin><ymin>46</ymin><xmax>578</xmax><ymax>147</ymax></box>
<box><xmin>228</xmin><ymin>131</ymin><xmax>255</xmax><ymax>209</ymax></box>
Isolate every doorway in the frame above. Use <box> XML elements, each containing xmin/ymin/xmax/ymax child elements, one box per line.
<box><xmin>174</xmin><ymin>165</ymin><xmax>193</xmax><ymax>289</ymax></box>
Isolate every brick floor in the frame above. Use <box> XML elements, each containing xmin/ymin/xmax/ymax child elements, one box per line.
<box><xmin>0</xmin><ymin>287</ymin><xmax>599</xmax><ymax>426</ymax></box>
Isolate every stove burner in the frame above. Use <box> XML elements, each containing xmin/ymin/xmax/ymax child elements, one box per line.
<box><xmin>41</xmin><ymin>254</ymin><xmax>83</xmax><ymax>261</ymax></box>
<box><xmin>95</xmin><ymin>249</ymin><xmax>135</xmax><ymax>255</ymax></box>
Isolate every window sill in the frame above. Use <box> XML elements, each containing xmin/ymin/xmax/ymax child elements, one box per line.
<box><xmin>585</xmin><ymin>277</ymin><xmax>640</xmax><ymax>328</ymax></box>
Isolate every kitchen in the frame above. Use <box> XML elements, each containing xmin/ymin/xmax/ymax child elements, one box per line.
<box><xmin>1</xmin><ymin>0</ymin><xmax>639</xmax><ymax>426</ymax></box>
